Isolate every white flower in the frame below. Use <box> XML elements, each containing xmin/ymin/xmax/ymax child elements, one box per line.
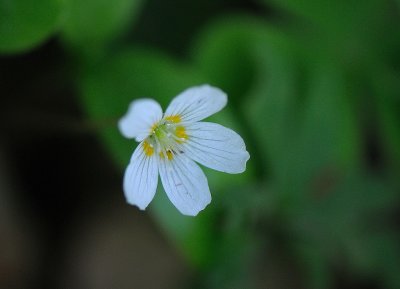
<box><xmin>118</xmin><ymin>85</ymin><xmax>250</xmax><ymax>216</ymax></box>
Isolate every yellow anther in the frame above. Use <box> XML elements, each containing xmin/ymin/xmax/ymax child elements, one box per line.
<box><xmin>143</xmin><ymin>141</ymin><xmax>154</xmax><ymax>156</ymax></box>
<box><xmin>159</xmin><ymin>150</ymin><xmax>174</xmax><ymax>160</ymax></box>
<box><xmin>150</xmin><ymin>123</ymin><xmax>158</xmax><ymax>132</ymax></box>
<box><xmin>165</xmin><ymin>115</ymin><xmax>182</xmax><ymax>123</ymax></box>
<box><xmin>175</xmin><ymin>126</ymin><xmax>188</xmax><ymax>143</ymax></box>
<box><xmin>175</xmin><ymin>126</ymin><xmax>186</xmax><ymax>138</ymax></box>
<box><xmin>167</xmin><ymin>150</ymin><xmax>174</xmax><ymax>160</ymax></box>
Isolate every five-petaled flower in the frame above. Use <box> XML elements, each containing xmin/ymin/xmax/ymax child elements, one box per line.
<box><xmin>118</xmin><ymin>85</ymin><xmax>250</xmax><ymax>216</ymax></box>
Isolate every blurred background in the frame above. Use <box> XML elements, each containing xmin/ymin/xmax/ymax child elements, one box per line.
<box><xmin>1</xmin><ymin>0</ymin><xmax>400</xmax><ymax>288</ymax></box>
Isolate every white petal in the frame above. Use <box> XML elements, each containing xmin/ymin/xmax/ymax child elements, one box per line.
<box><xmin>164</xmin><ymin>85</ymin><xmax>227</xmax><ymax>122</ymax></box>
<box><xmin>123</xmin><ymin>142</ymin><xmax>159</xmax><ymax>210</ymax></box>
<box><xmin>183</xmin><ymin>122</ymin><xmax>250</xmax><ymax>174</ymax></box>
<box><xmin>159</xmin><ymin>153</ymin><xmax>211</xmax><ymax>216</ymax></box>
<box><xmin>118</xmin><ymin>99</ymin><xmax>163</xmax><ymax>141</ymax></box>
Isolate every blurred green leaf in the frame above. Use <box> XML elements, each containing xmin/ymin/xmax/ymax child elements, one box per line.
<box><xmin>151</xmin><ymin>186</ymin><xmax>218</xmax><ymax>268</ymax></box>
<box><xmin>294</xmin><ymin>242</ymin><xmax>331</xmax><ymax>289</ymax></box>
<box><xmin>259</xmin><ymin>0</ymin><xmax>394</xmax><ymax>77</ymax></box>
<box><xmin>192</xmin><ymin>17</ymin><xmax>297</xmax><ymax>104</ymax></box>
<box><xmin>347</xmin><ymin>231</ymin><xmax>400</xmax><ymax>289</ymax></box>
<box><xmin>202</xmin><ymin>231</ymin><xmax>259</xmax><ymax>289</ymax></box>
<box><xmin>268</xmin><ymin>61</ymin><xmax>361</xmax><ymax>211</ymax></box>
<box><xmin>291</xmin><ymin>173</ymin><xmax>399</xmax><ymax>288</ymax></box>
<box><xmin>193</xmin><ymin>17</ymin><xmax>261</xmax><ymax>103</ymax></box>
<box><xmin>0</xmin><ymin>0</ymin><xmax>62</xmax><ymax>53</ymax></box>
<box><xmin>244</xmin><ymin>28</ymin><xmax>299</xmax><ymax>183</ymax></box>
<box><xmin>192</xmin><ymin>17</ymin><xmax>300</xmax><ymax>180</ymax></box>
<box><xmin>294</xmin><ymin>174</ymin><xmax>398</xmax><ymax>234</ymax></box>
<box><xmin>374</xmin><ymin>68</ymin><xmax>400</xmax><ymax>169</ymax></box>
<box><xmin>260</xmin><ymin>0</ymin><xmax>385</xmax><ymax>38</ymax></box>
<box><xmin>293</xmin><ymin>63</ymin><xmax>360</xmax><ymax>188</ymax></box>
<box><xmin>61</xmin><ymin>0</ymin><xmax>143</xmax><ymax>54</ymax></box>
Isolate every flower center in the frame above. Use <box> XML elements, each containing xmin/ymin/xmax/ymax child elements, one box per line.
<box><xmin>143</xmin><ymin>116</ymin><xmax>188</xmax><ymax>160</ymax></box>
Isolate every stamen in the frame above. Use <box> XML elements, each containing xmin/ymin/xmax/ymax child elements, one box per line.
<box><xmin>166</xmin><ymin>150</ymin><xmax>174</xmax><ymax>160</ymax></box>
<box><xmin>165</xmin><ymin>115</ymin><xmax>182</xmax><ymax>123</ymax></box>
<box><xmin>175</xmin><ymin>126</ymin><xmax>188</xmax><ymax>143</ymax></box>
<box><xmin>146</xmin><ymin>116</ymin><xmax>187</xmax><ymax>161</ymax></box>
<box><xmin>143</xmin><ymin>141</ymin><xmax>154</xmax><ymax>156</ymax></box>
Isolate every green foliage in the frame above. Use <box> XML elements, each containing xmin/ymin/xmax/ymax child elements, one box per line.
<box><xmin>0</xmin><ymin>0</ymin><xmax>144</xmax><ymax>55</ymax></box>
<box><xmin>192</xmin><ymin>17</ymin><xmax>300</xmax><ymax>181</ymax></box>
<box><xmin>260</xmin><ymin>0</ymin><xmax>386</xmax><ymax>40</ymax></box>
<box><xmin>0</xmin><ymin>0</ymin><xmax>63</xmax><ymax>53</ymax></box>
<box><xmin>290</xmin><ymin>173</ymin><xmax>400</xmax><ymax>289</ymax></box>
<box><xmin>280</xmin><ymin>62</ymin><xmax>360</xmax><ymax>209</ymax></box>
<box><xmin>151</xmin><ymin>187</ymin><xmax>218</xmax><ymax>267</ymax></box>
<box><xmin>61</xmin><ymin>0</ymin><xmax>143</xmax><ymax>55</ymax></box>
<box><xmin>374</xmin><ymin>68</ymin><xmax>400</xmax><ymax>169</ymax></box>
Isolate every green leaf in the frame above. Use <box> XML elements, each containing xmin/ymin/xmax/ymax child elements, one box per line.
<box><xmin>244</xmin><ymin>29</ymin><xmax>299</xmax><ymax>182</ymax></box>
<box><xmin>271</xmin><ymin>62</ymin><xmax>361</xmax><ymax>212</ymax></box>
<box><xmin>193</xmin><ymin>17</ymin><xmax>295</xmax><ymax>104</ymax></box>
<box><xmin>0</xmin><ymin>0</ymin><xmax>63</xmax><ymax>53</ymax></box>
<box><xmin>291</xmin><ymin>173</ymin><xmax>400</xmax><ymax>288</ymax></box>
<box><xmin>192</xmin><ymin>17</ymin><xmax>300</xmax><ymax>180</ymax></box>
<box><xmin>374</xmin><ymin>68</ymin><xmax>400</xmax><ymax>170</ymax></box>
<box><xmin>260</xmin><ymin>0</ymin><xmax>385</xmax><ymax>38</ymax></box>
<box><xmin>193</xmin><ymin>17</ymin><xmax>260</xmax><ymax>103</ymax></box>
<box><xmin>151</xmin><ymin>187</ymin><xmax>219</xmax><ymax>268</ymax></box>
<box><xmin>61</xmin><ymin>0</ymin><xmax>143</xmax><ymax>54</ymax></box>
<box><xmin>294</xmin><ymin>63</ymin><xmax>360</xmax><ymax>185</ymax></box>
<box><xmin>294</xmin><ymin>242</ymin><xmax>331</xmax><ymax>289</ymax></box>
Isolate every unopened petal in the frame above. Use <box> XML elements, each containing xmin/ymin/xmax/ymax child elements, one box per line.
<box><xmin>184</xmin><ymin>122</ymin><xmax>250</xmax><ymax>174</ymax></box>
<box><xmin>123</xmin><ymin>142</ymin><xmax>159</xmax><ymax>210</ymax></box>
<box><xmin>119</xmin><ymin>99</ymin><xmax>163</xmax><ymax>141</ymax></box>
<box><xmin>164</xmin><ymin>85</ymin><xmax>227</xmax><ymax>123</ymax></box>
<box><xmin>159</xmin><ymin>153</ymin><xmax>211</xmax><ymax>216</ymax></box>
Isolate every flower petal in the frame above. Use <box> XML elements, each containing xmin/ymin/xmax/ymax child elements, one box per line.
<box><xmin>159</xmin><ymin>153</ymin><xmax>211</xmax><ymax>216</ymax></box>
<box><xmin>118</xmin><ymin>99</ymin><xmax>163</xmax><ymax>141</ymax></box>
<box><xmin>123</xmin><ymin>142</ymin><xmax>159</xmax><ymax>210</ymax></box>
<box><xmin>165</xmin><ymin>85</ymin><xmax>227</xmax><ymax>122</ymax></box>
<box><xmin>183</xmin><ymin>122</ymin><xmax>250</xmax><ymax>174</ymax></box>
